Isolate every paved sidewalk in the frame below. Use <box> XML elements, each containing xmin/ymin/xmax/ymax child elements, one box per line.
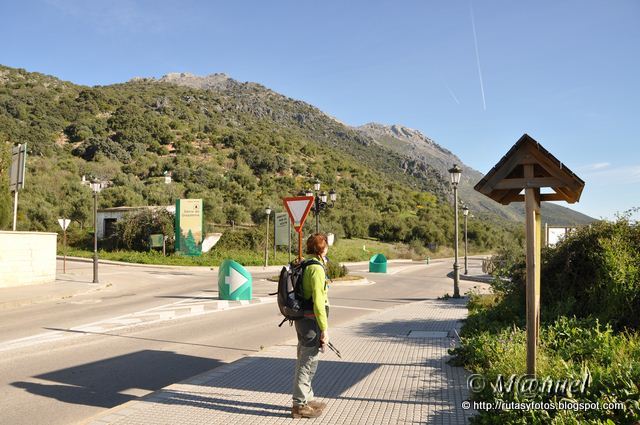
<box><xmin>88</xmin><ymin>298</ymin><xmax>475</xmax><ymax>425</ymax></box>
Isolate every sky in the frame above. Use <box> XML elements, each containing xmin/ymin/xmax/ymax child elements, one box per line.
<box><xmin>1</xmin><ymin>0</ymin><xmax>639</xmax><ymax>220</ymax></box>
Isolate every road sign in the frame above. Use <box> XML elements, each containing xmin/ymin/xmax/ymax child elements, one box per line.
<box><xmin>9</xmin><ymin>143</ymin><xmax>27</xmax><ymax>192</ymax></box>
<box><xmin>57</xmin><ymin>217</ymin><xmax>70</xmax><ymax>273</ymax></box>
<box><xmin>274</xmin><ymin>212</ymin><xmax>290</xmax><ymax>246</ymax></box>
<box><xmin>283</xmin><ymin>196</ymin><xmax>314</xmax><ymax>232</ymax></box>
<box><xmin>218</xmin><ymin>259</ymin><xmax>252</xmax><ymax>301</ymax></box>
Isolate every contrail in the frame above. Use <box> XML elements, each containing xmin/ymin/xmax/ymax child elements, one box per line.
<box><xmin>445</xmin><ymin>83</ymin><xmax>461</xmax><ymax>105</ymax></box>
<box><xmin>470</xmin><ymin>2</ymin><xmax>486</xmax><ymax>110</ymax></box>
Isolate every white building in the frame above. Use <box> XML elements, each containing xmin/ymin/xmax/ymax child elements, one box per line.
<box><xmin>97</xmin><ymin>205</ymin><xmax>175</xmax><ymax>239</ymax></box>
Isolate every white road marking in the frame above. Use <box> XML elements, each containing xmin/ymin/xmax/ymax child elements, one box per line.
<box><xmin>329</xmin><ymin>305</ymin><xmax>383</xmax><ymax>312</ymax></box>
<box><xmin>0</xmin><ymin>295</ymin><xmax>275</xmax><ymax>353</ymax></box>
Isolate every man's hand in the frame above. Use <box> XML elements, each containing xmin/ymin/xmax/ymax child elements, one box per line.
<box><xmin>319</xmin><ymin>330</ymin><xmax>329</xmax><ymax>352</ymax></box>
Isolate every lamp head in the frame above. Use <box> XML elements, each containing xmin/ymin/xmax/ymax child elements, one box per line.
<box><xmin>448</xmin><ymin>164</ymin><xmax>462</xmax><ymax>186</ymax></box>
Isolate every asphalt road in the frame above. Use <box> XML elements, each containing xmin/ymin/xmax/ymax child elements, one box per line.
<box><xmin>0</xmin><ymin>258</ymin><xmax>486</xmax><ymax>425</ymax></box>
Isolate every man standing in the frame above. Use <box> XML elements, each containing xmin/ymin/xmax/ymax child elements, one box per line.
<box><xmin>292</xmin><ymin>233</ymin><xmax>330</xmax><ymax>418</ymax></box>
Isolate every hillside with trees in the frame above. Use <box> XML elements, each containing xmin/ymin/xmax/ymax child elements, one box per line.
<box><xmin>0</xmin><ymin>65</ymin><xmax>572</xmax><ymax>253</ymax></box>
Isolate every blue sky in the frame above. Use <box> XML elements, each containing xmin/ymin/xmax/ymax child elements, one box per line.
<box><xmin>1</xmin><ymin>0</ymin><xmax>639</xmax><ymax>220</ymax></box>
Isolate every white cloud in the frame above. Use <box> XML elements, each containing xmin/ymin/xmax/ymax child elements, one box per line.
<box><xmin>578</xmin><ymin>162</ymin><xmax>610</xmax><ymax>172</ymax></box>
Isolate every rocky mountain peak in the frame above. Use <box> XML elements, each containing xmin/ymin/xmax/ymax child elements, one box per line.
<box><xmin>156</xmin><ymin>72</ymin><xmax>241</xmax><ymax>91</ymax></box>
<box><xmin>356</xmin><ymin>122</ymin><xmax>452</xmax><ymax>156</ymax></box>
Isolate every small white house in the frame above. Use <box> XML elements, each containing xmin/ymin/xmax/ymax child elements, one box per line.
<box><xmin>97</xmin><ymin>205</ymin><xmax>175</xmax><ymax>239</ymax></box>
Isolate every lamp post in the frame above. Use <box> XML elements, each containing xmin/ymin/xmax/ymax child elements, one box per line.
<box><xmin>462</xmin><ymin>205</ymin><xmax>469</xmax><ymax>275</ymax></box>
<box><xmin>306</xmin><ymin>179</ymin><xmax>337</xmax><ymax>233</ymax></box>
<box><xmin>448</xmin><ymin>164</ymin><xmax>462</xmax><ymax>298</ymax></box>
<box><xmin>264</xmin><ymin>206</ymin><xmax>271</xmax><ymax>267</ymax></box>
<box><xmin>90</xmin><ymin>181</ymin><xmax>102</xmax><ymax>284</ymax></box>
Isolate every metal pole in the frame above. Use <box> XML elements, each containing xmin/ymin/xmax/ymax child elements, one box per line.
<box><xmin>273</xmin><ymin>215</ymin><xmax>276</xmax><ymax>265</ymax></box>
<box><xmin>12</xmin><ymin>191</ymin><xmax>18</xmax><ymax>231</ymax></box>
<box><xmin>453</xmin><ymin>185</ymin><xmax>460</xmax><ymax>298</ymax></box>
<box><xmin>464</xmin><ymin>214</ymin><xmax>468</xmax><ymax>275</ymax></box>
<box><xmin>63</xmin><ymin>228</ymin><xmax>67</xmax><ymax>274</ymax></box>
<box><xmin>264</xmin><ymin>213</ymin><xmax>269</xmax><ymax>267</ymax></box>
<box><xmin>288</xmin><ymin>220</ymin><xmax>292</xmax><ymax>264</ymax></box>
<box><xmin>315</xmin><ymin>197</ymin><xmax>319</xmax><ymax>233</ymax></box>
<box><xmin>93</xmin><ymin>190</ymin><xmax>99</xmax><ymax>284</ymax></box>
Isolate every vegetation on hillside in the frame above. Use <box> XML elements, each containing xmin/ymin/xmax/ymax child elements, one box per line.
<box><xmin>1</xmin><ymin>64</ymin><xmax>518</xmax><ymax>253</ymax></box>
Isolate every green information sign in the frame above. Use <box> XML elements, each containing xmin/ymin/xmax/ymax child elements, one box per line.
<box><xmin>149</xmin><ymin>234</ymin><xmax>164</xmax><ymax>248</ymax></box>
<box><xmin>218</xmin><ymin>259</ymin><xmax>252</xmax><ymax>300</ymax></box>
<box><xmin>175</xmin><ymin>199</ymin><xmax>204</xmax><ymax>256</ymax></box>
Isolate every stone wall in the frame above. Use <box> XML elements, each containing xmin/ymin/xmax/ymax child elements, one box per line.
<box><xmin>0</xmin><ymin>231</ymin><xmax>57</xmax><ymax>287</ymax></box>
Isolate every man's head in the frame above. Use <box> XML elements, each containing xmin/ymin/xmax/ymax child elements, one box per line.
<box><xmin>306</xmin><ymin>233</ymin><xmax>328</xmax><ymax>257</ymax></box>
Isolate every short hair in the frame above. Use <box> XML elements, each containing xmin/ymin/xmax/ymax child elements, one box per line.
<box><xmin>306</xmin><ymin>233</ymin><xmax>328</xmax><ymax>255</ymax></box>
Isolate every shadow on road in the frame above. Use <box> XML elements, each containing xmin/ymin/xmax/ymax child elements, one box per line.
<box><xmin>11</xmin><ymin>350</ymin><xmax>222</xmax><ymax>408</ymax></box>
<box><xmin>43</xmin><ymin>327</ymin><xmax>261</xmax><ymax>352</ymax></box>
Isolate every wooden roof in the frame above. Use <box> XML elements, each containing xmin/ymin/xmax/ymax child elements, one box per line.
<box><xmin>474</xmin><ymin>134</ymin><xmax>585</xmax><ymax>205</ymax></box>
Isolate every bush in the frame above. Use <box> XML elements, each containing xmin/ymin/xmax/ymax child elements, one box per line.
<box><xmin>110</xmin><ymin>209</ymin><xmax>175</xmax><ymax>251</ymax></box>
<box><xmin>326</xmin><ymin>260</ymin><xmax>348</xmax><ymax>279</ymax></box>
<box><xmin>452</xmin><ymin>215</ymin><xmax>640</xmax><ymax>424</ymax></box>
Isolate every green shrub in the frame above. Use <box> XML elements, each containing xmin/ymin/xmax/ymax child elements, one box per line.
<box><xmin>110</xmin><ymin>209</ymin><xmax>175</xmax><ymax>251</ymax></box>
<box><xmin>326</xmin><ymin>260</ymin><xmax>348</xmax><ymax>279</ymax></box>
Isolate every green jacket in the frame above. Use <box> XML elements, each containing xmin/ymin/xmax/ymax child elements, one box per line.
<box><xmin>302</xmin><ymin>255</ymin><xmax>329</xmax><ymax>331</ymax></box>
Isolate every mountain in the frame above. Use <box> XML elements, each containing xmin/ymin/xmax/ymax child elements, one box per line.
<box><xmin>356</xmin><ymin>123</ymin><xmax>594</xmax><ymax>226</ymax></box>
<box><xmin>0</xmin><ymin>64</ymin><xmax>589</xmax><ymax>254</ymax></box>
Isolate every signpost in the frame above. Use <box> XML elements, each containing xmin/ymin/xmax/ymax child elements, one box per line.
<box><xmin>274</xmin><ymin>212</ymin><xmax>290</xmax><ymax>263</ymax></box>
<box><xmin>283</xmin><ymin>196</ymin><xmax>314</xmax><ymax>261</ymax></box>
<box><xmin>149</xmin><ymin>234</ymin><xmax>166</xmax><ymax>256</ymax></box>
<box><xmin>474</xmin><ymin>134</ymin><xmax>584</xmax><ymax>376</ymax></box>
<box><xmin>9</xmin><ymin>143</ymin><xmax>27</xmax><ymax>231</ymax></box>
<box><xmin>57</xmin><ymin>218</ymin><xmax>70</xmax><ymax>273</ymax></box>
<box><xmin>175</xmin><ymin>199</ymin><xmax>204</xmax><ymax>256</ymax></box>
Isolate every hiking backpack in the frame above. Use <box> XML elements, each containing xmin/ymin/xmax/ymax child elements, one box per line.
<box><xmin>276</xmin><ymin>259</ymin><xmax>322</xmax><ymax>327</ymax></box>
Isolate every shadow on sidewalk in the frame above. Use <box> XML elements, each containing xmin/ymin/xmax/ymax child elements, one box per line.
<box><xmin>11</xmin><ymin>350</ymin><xmax>222</xmax><ymax>409</ymax></box>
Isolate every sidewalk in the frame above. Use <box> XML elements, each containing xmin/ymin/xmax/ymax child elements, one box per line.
<box><xmin>87</xmin><ymin>297</ymin><xmax>475</xmax><ymax>425</ymax></box>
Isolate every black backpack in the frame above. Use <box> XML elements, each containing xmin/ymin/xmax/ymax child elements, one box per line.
<box><xmin>276</xmin><ymin>259</ymin><xmax>322</xmax><ymax>327</ymax></box>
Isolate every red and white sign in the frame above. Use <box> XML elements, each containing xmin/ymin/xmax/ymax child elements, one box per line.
<box><xmin>283</xmin><ymin>196</ymin><xmax>314</xmax><ymax>232</ymax></box>
<box><xmin>57</xmin><ymin>218</ymin><xmax>71</xmax><ymax>231</ymax></box>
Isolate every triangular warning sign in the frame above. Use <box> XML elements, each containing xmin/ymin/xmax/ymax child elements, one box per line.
<box><xmin>283</xmin><ymin>196</ymin><xmax>314</xmax><ymax>232</ymax></box>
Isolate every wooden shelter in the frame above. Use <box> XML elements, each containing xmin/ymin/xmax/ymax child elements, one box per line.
<box><xmin>474</xmin><ymin>134</ymin><xmax>585</xmax><ymax>375</ymax></box>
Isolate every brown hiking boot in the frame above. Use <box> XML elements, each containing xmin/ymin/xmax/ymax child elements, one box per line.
<box><xmin>292</xmin><ymin>404</ymin><xmax>322</xmax><ymax>419</ymax></box>
<box><xmin>308</xmin><ymin>400</ymin><xmax>326</xmax><ymax>410</ymax></box>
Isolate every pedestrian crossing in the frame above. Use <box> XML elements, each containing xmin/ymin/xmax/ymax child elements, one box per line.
<box><xmin>0</xmin><ymin>294</ymin><xmax>275</xmax><ymax>353</ymax></box>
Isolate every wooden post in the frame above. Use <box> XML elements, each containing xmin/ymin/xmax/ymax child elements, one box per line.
<box><xmin>524</xmin><ymin>164</ymin><xmax>542</xmax><ymax>376</ymax></box>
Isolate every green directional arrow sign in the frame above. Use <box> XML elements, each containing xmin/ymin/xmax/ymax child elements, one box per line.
<box><xmin>218</xmin><ymin>259</ymin><xmax>252</xmax><ymax>301</ymax></box>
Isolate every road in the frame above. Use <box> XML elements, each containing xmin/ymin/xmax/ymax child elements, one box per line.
<box><xmin>0</xmin><ymin>257</ymin><xmax>486</xmax><ymax>425</ymax></box>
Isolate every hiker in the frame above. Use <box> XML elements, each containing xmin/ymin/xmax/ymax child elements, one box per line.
<box><xmin>291</xmin><ymin>233</ymin><xmax>330</xmax><ymax>419</ymax></box>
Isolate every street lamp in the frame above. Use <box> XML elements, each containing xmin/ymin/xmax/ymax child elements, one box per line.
<box><xmin>264</xmin><ymin>206</ymin><xmax>271</xmax><ymax>267</ymax></box>
<box><xmin>448</xmin><ymin>164</ymin><xmax>462</xmax><ymax>298</ymax></box>
<box><xmin>308</xmin><ymin>180</ymin><xmax>337</xmax><ymax>233</ymax></box>
<box><xmin>90</xmin><ymin>180</ymin><xmax>102</xmax><ymax>284</ymax></box>
<box><xmin>462</xmin><ymin>205</ymin><xmax>469</xmax><ymax>275</ymax></box>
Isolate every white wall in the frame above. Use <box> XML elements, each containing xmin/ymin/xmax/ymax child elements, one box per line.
<box><xmin>0</xmin><ymin>231</ymin><xmax>57</xmax><ymax>287</ymax></box>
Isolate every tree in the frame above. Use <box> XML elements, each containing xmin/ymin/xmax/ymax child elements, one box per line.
<box><xmin>113</xmin><ymin>209</ymin><xmax>174</xmax><ymax>251</ymax></box>
<box><xmin>0</xmin><ymin>137</ymin><xmax>12</xmax><ymax>229</ymax></box>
